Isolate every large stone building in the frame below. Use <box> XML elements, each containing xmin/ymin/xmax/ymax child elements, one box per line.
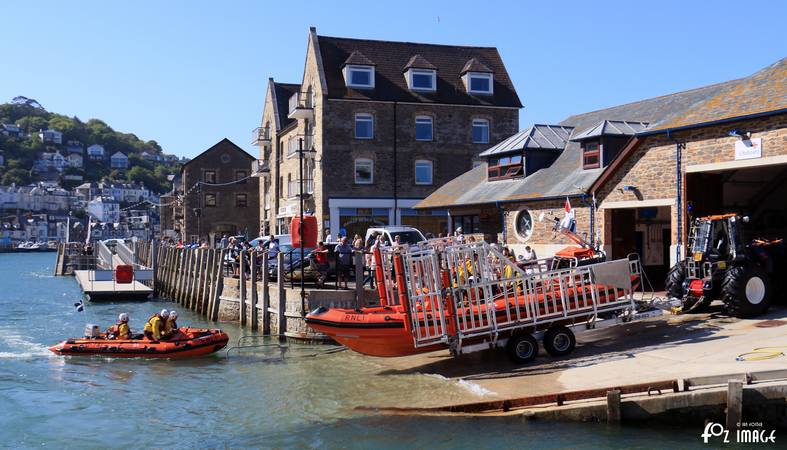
<box><xmin>253</xmin><ymin>27</ymin><xmax>521</xmax><ymax>238</ymax></box>
<box><xmin>419</xmin><ymin>58</ymin><xmax>786</xmax><ymax>286</ymax></box>
<box><xmin>165</xmin><ymin>139</ymin><xmax>259</xmax><ymax>244</ymax></box>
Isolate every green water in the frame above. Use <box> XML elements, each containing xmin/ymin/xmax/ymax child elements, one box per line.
<box><xmin>0</xmin><ymin>253</ymin><xmax>709</xmax><ymax>449</ymax></box>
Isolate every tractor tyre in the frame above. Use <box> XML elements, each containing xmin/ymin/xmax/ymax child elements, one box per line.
<box><xmin>665</xmin><ymin>261</ymin><xmax>687</xmax><ymax>300</ymax></box>
<box><xmin>721</xmin><ymin>264</ymin><xmax>771</xmax><ymax>318</ymax></box>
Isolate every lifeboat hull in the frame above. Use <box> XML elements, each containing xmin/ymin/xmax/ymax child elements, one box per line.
<box><xmin>49</xmin><ymin>327</ymin><xmax>229</xmax><ymax>358</ymax></box>
<box><xmin>305</xmin><ymin>307</ymin><xmax>442</xmax><ymax>357</ymax></box>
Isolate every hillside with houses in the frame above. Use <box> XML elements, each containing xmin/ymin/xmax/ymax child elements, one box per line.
<box><xmin>0</xmin><ymin>96</ymin><xmax>187</xmax><ymax>192</ymax></box>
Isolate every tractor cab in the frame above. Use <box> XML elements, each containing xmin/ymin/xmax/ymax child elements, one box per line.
<box><xmin>666</xmin><ymin>213</ymin><xmax>784</xmax><ymax>317</ymax></box>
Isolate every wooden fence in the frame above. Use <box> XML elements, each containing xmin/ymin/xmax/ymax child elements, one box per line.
<box><xmin>154</xmin><ymin>246</ymin><xmax>226</xmax><ymax>321</ymax></box>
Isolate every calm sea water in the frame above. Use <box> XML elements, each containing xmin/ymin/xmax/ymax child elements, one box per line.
<box><xmin>0</xmin><ymin>253</ymin><xmax>708</xmax><ymax>449</ymax></box>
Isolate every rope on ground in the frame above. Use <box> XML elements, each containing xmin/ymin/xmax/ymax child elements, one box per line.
<box><xmin>736</xmin><ymin>346</ymin><xmax>787</xmax><ymax>361</ymax></box>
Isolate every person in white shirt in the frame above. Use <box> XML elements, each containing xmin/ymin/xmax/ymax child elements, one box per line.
<box><xmin>522</xmin><ymin>245</ymin><xmax>537</xmax><ymax>261</ymax></box>
<box><xmin>324</xmin><ymin>228</ymin><xmax>333</xmax><ymax>243</ymax></box>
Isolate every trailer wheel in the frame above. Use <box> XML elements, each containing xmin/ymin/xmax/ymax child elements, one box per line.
<box><xmin>543</xmin><ymin>326</ymin><xmax>576</xmax><ymax>357</ymax></box>
<box><xmin>721</xmin><ymin>264</ymin><xmax>771</xmax><ymax>318</ymax></box>
<box><xmin>506</xmin><ymin>334</ymin><xmax>538</xmax><ymax>363</ymax></box>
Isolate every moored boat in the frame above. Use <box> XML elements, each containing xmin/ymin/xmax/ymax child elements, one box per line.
<box><xmin>49</xmin><ymin>327</ymin><xmax>229</xmax><ymax>358</ymax></box>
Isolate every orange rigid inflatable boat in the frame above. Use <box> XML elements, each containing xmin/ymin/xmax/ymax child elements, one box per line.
<box><xmin>306</xmin><ymin>277</ymin><xmax>638</xmax><ymax>358</ymax></box>
<box><xmin>49</xmin><ymin>328</ymin><xmax>229</xmax><ymax>358</ymax></box>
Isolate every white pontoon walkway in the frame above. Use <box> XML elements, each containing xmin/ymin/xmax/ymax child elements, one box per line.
<box><xmin>74</xmin><ymin>240</ymin><xmax>154</xmax><ymax>301</ymax></box>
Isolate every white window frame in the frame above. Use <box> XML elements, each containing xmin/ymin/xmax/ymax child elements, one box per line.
<box><xmin>415</xmin><ymin>116</ymin><xmax>433</xmax><ymax>142</ymax></box>
<box><xmin>354</xmin><ymin>113</ymin><xmax>374</xmax><ymax>139</ymax></box>
<box><xmin>414</xmin><ymin>160</ymin><xmax>433</xmax><ymax>185</ymax></box>
<box><xmin>344</xmin><ymin>65</ymin><xmax>375</xmax><ymax>89</ymax></box>
<box><xmin>465</xmin><ymin>72</ymin><xmax>494</xmax><ymax>95</ymax></box>
<box><xmin>472</xmin><ymin>118</ymin><xmax>490</xmax><ymax>144</ymax></box>
<box><xmin>514</xmin><ymin>207</ymin><xmax>534</xmax><ymax>242</ymax></box>
<box><xmin>354</xmin><ymin>158</ymin><xmax>374</xmax><ymax>184</ymax></box>
<box><xmin>407</xmin><ymin>69</ymin><xmax>436</xmax><ymax>92</ymax></box>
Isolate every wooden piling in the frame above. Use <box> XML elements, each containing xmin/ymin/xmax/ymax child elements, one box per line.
<box><xmin>210</xmin><ymin>249</ymin><xmax>225</xmax><ymax>321</ymax></box>
<box><xmin>250</xmin><ymin>251</ymin><xmax>258</xmax><ymax>331</ymax></box>
<box><xmin>277</xmin><ymin>252</ymin><xmax>286</xmax><ymax>336</ymax></box>
<box><xmin>240</xmin><ymin>250</ymin><xmax>247</xmax><ymax>326</ymax></box>
<box><xmin>606</xmin><ymin>390</ymin><xmax>621</xmax><ymax>424</ymax></box>
<box><xmin>354</xmin><ymin>251</ymin><xmax>364</xmax><ymax>308</ymax></box>
<box><xmin>727</xmin><ymin>380</ymin><xmax>743</xmax><ymax>432</ymax></box>
<box><xmin>262</xmin><ymin>253</ymin><xmax>270</xmax><ymax>335</ymax></box>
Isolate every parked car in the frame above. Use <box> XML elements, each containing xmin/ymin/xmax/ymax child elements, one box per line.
<box><xmin>268</xmin><ymin>243</ymin><xmax>315</xmax><ymax>280</ymax></box>
<box><xmin>365</xmin><ymin>226</ymin><xmax>426</xmax><ymax>247</ymax></box>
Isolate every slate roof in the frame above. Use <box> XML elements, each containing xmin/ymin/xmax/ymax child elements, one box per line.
<box><xmin>644</xmin><ymin>57</ymin><xmax>787</xmax><ymax>133</ymax></box>
<box><xmin>417</xmin><ymin>75</ymin><xmax>739</xmax><ymax>209</ymax></box>
<box><xmin>343</xmin><ymin>50</ymin><xmax>376</xmax><ymax>67</ymax></box>
<box><xmin>479</xmin><ymin>124</ymin><xmax>574</xmax><ymax>157</ymax></box>
<box><xmin>461</xmin><ymin>57</ymin><xmax>493</xmax><ymax>74</ymax></box>
<box><xmin>316</xmin><ymin>35</ymin><xmax>521</xmax><ymax>107</ymax></box>
<box><xmin>570</xmin><ymin>120</ymin><xmax>649</xmax><ymax>141</ymax></box>
<box><xmin>272</xmin><ymin>81</ymin><xmax>301</xmax><ymax>130</ymax></box>
<box><xmin>403</xmin><ymin>54</ymin><xmax>437</xmax><ymax>71</ymax></box>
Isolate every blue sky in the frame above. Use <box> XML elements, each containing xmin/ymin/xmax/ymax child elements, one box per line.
<box><xmin>1</xmin><ymin>1</ymin><xmax>785</xmax><ymax>158</ymax></box>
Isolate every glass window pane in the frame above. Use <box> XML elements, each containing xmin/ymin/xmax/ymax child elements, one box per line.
<box><xmin>510</xmin><ymin>155</ymin><xmax>522</xmax><ymax>163</ymax></box>
<box><xmin>415</xmin><ymin>161</ymin><xmax>432</xmax><ymax>184</ymax></box>
<box><xmin>355</xmin><ymin>160</ymin><xmax>373</xmax><ymax>183</ymax></box>
<box><xmin>412</xmin><ymin>72</ymin><xmax>434</xmax><ymax>89</ymax></box>
<box><xmin>472</xmin><ymin>120</ymin><xmax>489</xmax><ymax>143</ymax></box>
<box><xmin>499</xmin><ymin>156</ymin><xmax>510</xmax><ymax>165</ymax></box>
<box><xmin>470</xmin><ymin>76</ymin><xmax>490</xmax><ymax>92</ymax></box>
<box><xmin>350</xmin><ymin>69</ymin><xmax>370</xmax><ymax>86</ymax></box>
<box><xmin>415</xmin><ymin>117</ymin><xmax>433</xmax><ymax>141</ymax></box>
<box><xmin>355</xmin><ymin>115</ymin><xmax>373</xmax><ymax>139</ymax></box>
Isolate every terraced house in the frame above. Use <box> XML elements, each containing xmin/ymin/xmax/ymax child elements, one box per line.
<box><xmin>252</xmin><ymin>27</ymin><xmax>521</xmax><ymax>238</ymax></box>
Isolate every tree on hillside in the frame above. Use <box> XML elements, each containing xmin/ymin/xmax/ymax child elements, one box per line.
<box><xmin>2</xmin><ymin>168</ymin><xmax>31</xmax><ymax>185</ymax></box>
<box><xmin>16</xmin><ymin>116</ymin><xmax>48</xmax><ymax>133</ymax></box>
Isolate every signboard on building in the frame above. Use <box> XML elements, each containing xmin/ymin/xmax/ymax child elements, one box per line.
<box><xmin>734</xmin><ymin>138</ymin><xmax>762</xmax><ymax>160</ymax></box>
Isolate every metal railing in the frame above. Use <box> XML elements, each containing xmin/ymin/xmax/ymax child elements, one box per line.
<box><xmin>287</xmin><ymin>179</ymin><xmax>314</xmax><ymax>198</ymax></box>
<box><xmin>376</xmin><ymin>241</ymin><xmax>642</xmax><ymax>352</ymax></box>
<box><xmin>288</xmin><ymin>92</ymin><xmax>314</xmax><ymax>114</ymax></box>
<box><xmin>251</xmin><ymin>159</ymin><xmax>270</xmax><ymax>177</ymax></box>
<box><xmin>252</xmin><ymin>126</ymin><xmax>271</xmax><ymax>145</ymax></box>
<box><xmin>286</xmin><ymin>134</ymin><xmax>314</xmax><ymax>157</ymax></box>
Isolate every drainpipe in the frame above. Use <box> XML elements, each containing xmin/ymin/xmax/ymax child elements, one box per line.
<box><xmin>668</xmin><ymin>131</ymin><xmax>684</xmax><ymax>264</ymax></box>
<box><xmin>496</xmin><ymin>201</ymin><xmax>506</xmax><ymax>244</ymax></box>
<box><xmin>393</xmin><ymin>101</ymin><xmax>398</xmax><ymax>225</ymax></box>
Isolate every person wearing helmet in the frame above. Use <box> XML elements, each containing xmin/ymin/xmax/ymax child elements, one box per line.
<box><xmin>143</xmin><ymin>309</ymin><xmax>169</xmax><ymax>340</ymax></box>
<box><xmin>107</xmin><ymin>313</ymin><xmax>131</xmax><ymax>340</ymax></box>
<box><xmin>161</xmin><ymin>310</ymin><xmax>179</xmax><ymax>340</ymax></box>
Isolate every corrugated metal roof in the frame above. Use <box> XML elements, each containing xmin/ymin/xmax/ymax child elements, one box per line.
<box><xmin>570</xmin><ymin>120</ymin><xmax>649</xmax><ymax>141</ymax></box>
<box><xmin>478</xmin><ymin>124</ymin><xmax>574</xmax><ymax>156</ymax></box>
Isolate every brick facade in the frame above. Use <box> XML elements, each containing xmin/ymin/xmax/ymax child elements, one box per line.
<box><xmin>595</xmin><ymin>113</ymin><xmax>787</xmax><ymax>262</ymax></box>
<box><xmin>258</xmin><ymin>29</ymin><xmax>520</xmax><ymax>239</ymax></box>
<box><xmin>181</xmin><ymin>139</ymin><xmax>259</xmax><ymax>243</ymax></box>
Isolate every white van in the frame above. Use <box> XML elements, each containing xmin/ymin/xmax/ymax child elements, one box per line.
<box><xmin>364</xmin><ymin>226</ymin><xmax>426</xmax><ymax>247</ymax></box>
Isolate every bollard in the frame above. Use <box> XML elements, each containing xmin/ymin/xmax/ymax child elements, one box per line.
<box><xmin>727</xmin><ymin>380</ymin><xmax>743</xmax><ymax>432</ymax></box>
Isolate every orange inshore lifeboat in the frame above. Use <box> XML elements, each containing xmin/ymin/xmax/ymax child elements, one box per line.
<box><xmin>305</xmin><ymin>276</ymin><xmax>639</xmax><ymax>358</ymax></box>
<box><xmin>49</xmin><ymin>328</ymin><xmax>229</xmax><ymax>358</ymax></box>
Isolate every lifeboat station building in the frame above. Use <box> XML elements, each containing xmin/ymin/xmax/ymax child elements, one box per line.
<box><xmin>418</xmin><ymin>57</ymin><xmax>787</xmax><ymax>286</ymax></box>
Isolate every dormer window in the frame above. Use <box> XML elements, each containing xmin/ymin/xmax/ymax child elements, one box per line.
<box><xmin>344</xmin><ymin>65</ymin><xmax>375</xmax><ymax>89</ymax></box>
<box><xmin>582</xmin><ymin>142</ymin><xmax>600</xmax><ymax>169</ymax></box>
<box><xmin>487</xmin><ymin>154</ymin><xmax>523</xmax><ymax>180</ymax></box>
<box><xmin>406</xmin><ymin>69</ymin><xmax>436</xmax><ymax>92</ymax></box>
<box><xmin>466</xmin><ymin>72</ymin><xmax>493</xmax><ymax>95</ymax></box>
